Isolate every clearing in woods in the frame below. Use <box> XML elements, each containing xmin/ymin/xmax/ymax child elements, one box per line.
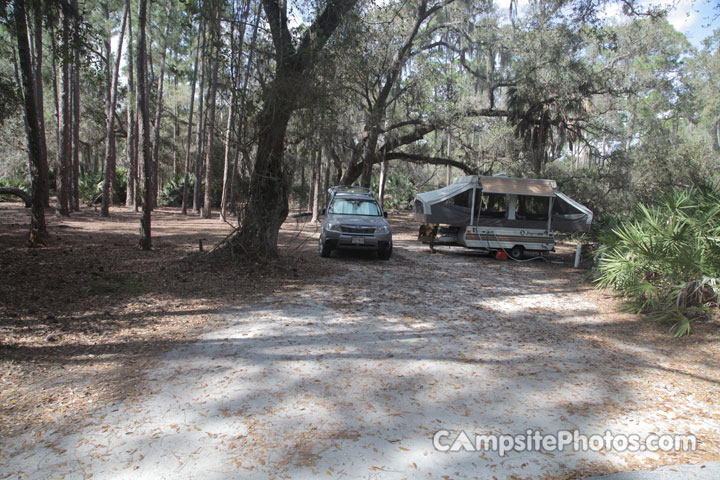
<box><xmin>1</xmin><ymin>203</ymin><xmax>719</xmax><ymax>479</ymax></box>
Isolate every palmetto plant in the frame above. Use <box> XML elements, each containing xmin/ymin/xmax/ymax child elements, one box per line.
<box><xmin>78</xmin><ymin>172</ymin><xmax>103</xmax><ymax>204</ymax></box>
<box><xmin>596</xmin><ymin>187</ymin><xmax>720</xmax><ymax>337</ymax></box>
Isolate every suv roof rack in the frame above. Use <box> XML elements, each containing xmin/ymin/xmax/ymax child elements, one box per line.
<box><xmin>328</xmin><ymin>186</ymin><xmax>374</xmax><ymax>197</ymax></box>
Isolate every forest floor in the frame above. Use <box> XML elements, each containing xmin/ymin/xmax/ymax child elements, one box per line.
<box><xmin>1</xmin><ymin>201</ymin><xmax>719</xmax><ymax>479</ymax></box>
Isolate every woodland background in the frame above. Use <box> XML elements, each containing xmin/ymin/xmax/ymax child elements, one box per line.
<box><xmin>1</xmin><ymin>0</ymin><xmax>718</xmax><ymax>250</ymax></box>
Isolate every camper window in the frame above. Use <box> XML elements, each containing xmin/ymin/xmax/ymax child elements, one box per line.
<box><xmin>446</xmin><ymin>189</ymin><xmax>472</xmax><ymax>207</ymax></box>
<box><xmin>516</xmin><ymin>196</ymin><xmax>549</xmax><ymax>221</ymax></box>
<box><xmin>480</xmin><ymin>194</ymin><xmax>507</xmax><ymax>218</ymax></box>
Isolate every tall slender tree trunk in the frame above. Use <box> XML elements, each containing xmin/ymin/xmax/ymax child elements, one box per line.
<box><xmin>229</xmin><ymin>146</ymin><xmax>241</xmax><ymax>216</ymax></box>
<box><xmin>220</xmin><ymin>103</ymin><xmax>235</xmax><ymax>221</ymax></box>
<box><xmin>220</xmin><ymin>0</ymin><xmax>250</xmax><ymax>222</ymax></box>
<box><xmin>181</xmin><ymin>19</ymin><xmax>204</xmax><ymax>215</ymax></box>
<box><xmin>310</xmin><ymin>149</ymin><xmax>321</xmax><ymax>222</ymax></box>
<box><xmin>56</xmin><ymin>4</ymin><xmax>72</xmax><ymax>216</ymax></box>
<box><xmin>100</xmin><ymin>3</ymin><xmax>128</xmax><ymax>217</ymax></box>
<box><xmin>378</xmin><ymin>157</ymin><xmax>388</xmax><ymax>209</ymax></box>
<box><xmin>445</xmin><ymin>130</ymin><xmax>452</xmax><ymax>185</ymax></box>
<box><xmin>202</xmin><ymin>15</ymin><xmax>220</xmax><ymax>219</ymax></box>
<box><xmin>134</xmin><ymin>13</ymin><xmax>142</xmax><ymax>211</ymax></box>
<box><xmin>172</xmin><ymin>81</ymin><xmax>178</xmax><ymax>176</ymax></box>
<box><xmin>137</xmin><ymin>0</ymin><xmax>152</xmax><ymax>250</ymax></box>
<box><xmin>14</xmin><ymin>0</ymin><xmax>47</xmax><ymax>243</ymax></box>
<box><xmin>12</xmin><ymin>48</ymin><xmax>32</xmax><ymax>178</ymax></box>
<box><xmin>220</xmin><ymin>16</ymin><xmax>237</xmax><ymax>222</ymax></box>
<box><xmin>322</xmin><ymin>145</ymin><xmax>331</xmax><ymax>210</ymax></box>
<box><xmin>229</xmin><ymin>0</ymin><xmax>260</xmax><ymax>216</ymax></box>
<box><xmin>151</xmin><ymin>20</ymin><xmax>170</xmax><ymax>209</ymax></box>
<box><xmin>192</xmin><ymin>25</ymin><xmax>207</xmax><ymax>215</ymax></box>
<box><xmin>71</xmin><ymin>0</ymin><xmax>81</xmax><ymax>211</ymax></box>
<box><xmin>50</xmin><ymin>26</ymin><xmax>60</xmax><ymax>173</ymax></box>
<box><xmin>307</xmin><ymin>145</ymin><xmax>316</xmax><ymax>212</ymax></box>
<box><xmin>32</xmin><ymin>4</ymin><xmax>50</xmax><ymax>208</ymax></box>
<box><xmin>125</xmin><ymin>0</ymin><xmax>136</xmax><ymax>207</ymax></box>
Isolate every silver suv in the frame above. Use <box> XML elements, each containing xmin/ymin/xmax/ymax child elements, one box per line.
<box><xmin>318</xmin><ymin>186</ymin><xmax>393</xmax><ymax>260</ymax></box>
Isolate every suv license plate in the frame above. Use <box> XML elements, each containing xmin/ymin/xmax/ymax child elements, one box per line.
<box><xmin>352</xmin><ymin>237</ymin><xmax>365</xmax><ymax>245</ymax></box>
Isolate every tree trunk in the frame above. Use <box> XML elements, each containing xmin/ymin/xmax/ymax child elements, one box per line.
<box><xmin>445</xmin><ymin>130</ymin><xmax>452</xmax><ymax>185</ymax></box>
<box><xmin>32</xmin><ymin>5</ymin><xmax>50</xmax><ymax>208</ymax></box>
<box><xmin>134</xmin><ymin>13</ymin><xmax>142</xmax><ymax>211</ymax></box>
<box><xmin>310</xmin><ymin>149</ymin><xmax>321</xmax><ymax>222</ymax></box>
<box><xmin>229</xmin><ymin>0</ymin><xmax>261</xmax><ymax>217</ymax></box>
<box><xmin>322</xmin><ymin>145</ymin><xmax>331</xmax><ymax>210</ymax></box>
<box><xmin>172</xmin><ymin>79</ymin><xmax>178</xmax><ymax>176</ymax></box>
<box><xmin>306</xmin><ymin>146</ymin><xmax>316</xmax><ymax>212</ymax></box>
<box><xmin>230</xmin><ymin>97</ymin><xmax>292</xmax><ymax>256</ymax></box>
<box><xmin>50</xmin><ymin>26</ymin><xmax>60</xmax><ymax>175</ymax></box>
<box><xmin>12</xmin><ymin>47</ymin><xmax>32</xmax><ymax>179</ymax></box>
<box><xmin>220</xmin><ymin>1</ymin><xmax>248</xmax><ymax>222</ymax></box>
<box><xmin>229</xmin><ymin>145</ymin><xmax>241</xmax><ymax>216</ymax></box>
<box><xmin>192</xmin><ymin>25</ymin><xmax>207</xmax><ymax>215</ymax></box>
<box><xmin>0</xmin><ymin>187</ymin><xmax>31</xmax><ymax>207</ymax></box>
<box><xmin>137</xmin><ymin>0</ymin><xmax>152</xmax><ymax>250</ymax></box>
<box><xmin>126</xmin><ymin>0</ymin><xmax>136</xmax><ymax>207</ymax></box>
<box><xmin>71</xmin><ymin>0</ymin><xmax>81</xmax><ymax>211</ymax></box>
<box><xmin>229</xmin><ymin>0</ymin><xmax>357</xmax><ymax>256</ymax></box>
<box><xmin>181</xmin><ymin>19</ymin><xmax>204</xmax><ymax>215</ymax></box>
<box><xmin>14</xmin><ymin>0</ymin><xmax>47</xmax><ymax>242</ymax></box>
<box><xmin>378</xmin><ymin>157</ymin><xmax>388</xmax><ymax>209</ymax></box>
<box><xmin>56</xmin><ymin>3</ymin><xmax>72</xmax><ymax>216</ymax></box>
<box><xmin>100</xmin><ymin>2</ymin><xmax>128</xmax><ymax>217</ymax></box>
<box><xmin>151</xmin><ymin>20</ymin><xmax>170</xmax><ymax>209</ymax></box>
<box><xmin>220</xmin><ymin>105</ymin><xmax>235</xmax><ymax>222</ymax></box>
<box><xmin>202</xmin><ymin>12</ymin><xmax>220</xmax><ymax>219</ymax></box>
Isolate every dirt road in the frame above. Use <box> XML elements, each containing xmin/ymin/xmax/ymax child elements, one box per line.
<box><xmin>1</xmin><ymin>217</ymin><xmax>719</xmax><ymax>479</ymax></box>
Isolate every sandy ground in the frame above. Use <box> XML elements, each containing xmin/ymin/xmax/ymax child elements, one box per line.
<box><xmin>1</xmin><ymin>209</ymin><xmax>719</xmax><ymax>479</ymax></box>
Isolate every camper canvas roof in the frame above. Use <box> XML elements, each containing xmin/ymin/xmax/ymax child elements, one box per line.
<box><xmin>452</xmin><ymin>175</ymin><xmax>556</xmax><ymax>196</ymax></box>
<box><xmin>415</xmin><ymin>175</ymin><xmax>592</xmax><ymax>233</ymax></box>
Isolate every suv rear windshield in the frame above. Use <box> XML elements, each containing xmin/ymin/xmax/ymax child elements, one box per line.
<box><xmin>329</xmin><ymin>198</ymin><xmax>382</xmax><ymax>216</ymax></box>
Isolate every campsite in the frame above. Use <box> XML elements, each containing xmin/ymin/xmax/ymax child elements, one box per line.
<box><xmin>1</xmin><ymin>0</ymin><xmax>720</xmax><ymax>477</ymax></box>
<box><xmin>1</xmin><ymin>203</ymin><xmax>720</xmax><ymax>478</ymax></box>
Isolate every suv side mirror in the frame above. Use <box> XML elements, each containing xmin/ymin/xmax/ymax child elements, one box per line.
<box><xmin>383</xmin><ymin>211</ymin><xmax>388</xmax><ymax>218</ymax></box>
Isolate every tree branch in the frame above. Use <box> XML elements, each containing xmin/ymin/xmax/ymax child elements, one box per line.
<box><xmin>0</xmin><ymin>187</ymin><xmax>31</xmax><ymax>207</ymax></box>
<box><xmin>384</xmin><ymin>152</ymin><xmax>477</xmax><ymax>174</ymax></box>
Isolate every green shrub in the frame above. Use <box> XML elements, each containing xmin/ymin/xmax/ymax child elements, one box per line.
<box><xmin>160</xmin><ymin>175</ymin><xmax>226</xmax><ymax>208</ymax></box>
<box><xmin>0</xmin><ymin>177</ymin><xmax>31</xmax><ymax>192</ymax></box>
<box><xmin>78</xmin><ymin>172</ymin><xmax>103</xmax><ymax>203</ymax></box>
<box><xmin>115</xmin><ymin>167</ymin><xmax>127</xmax><ymax>202</ymax></box>
<box><xmin>78</xmin><ymin>169</ymin><xmax>127</xmax><ymax>204</ymax></box>
<box><xmin>372</xmin><ymin>173</ymin><xmax>417</xmax><ymax>210</ymax></box>
<box><xmin>595</xmin><ymin>187</ymin><xmax>720</xmax><ymax>336</ymax></box>
<box><xmin>159</xmin><ymin>175</ymin><xmax>191</xmax><ymax>207</ymax></box>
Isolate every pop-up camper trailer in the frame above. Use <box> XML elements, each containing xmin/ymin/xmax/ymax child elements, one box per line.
<box><xmin>414</xmin><ymin>175</ymin><xmax>592</xmax><ymax>257</ymax></box>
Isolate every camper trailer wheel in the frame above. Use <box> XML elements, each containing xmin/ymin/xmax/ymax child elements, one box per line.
<box><xmin>509</xmin><ymin>245</ymin><xmax>524</xmax><ymax>260</ymax></box>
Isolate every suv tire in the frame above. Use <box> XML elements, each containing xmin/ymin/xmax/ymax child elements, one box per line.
<box><xmin>378</xmin><ymin>243</ymin><xmax>392</xmax><ymax>260</ymax></box>
<box><xmin>319</xmin><ymin>238</ymin><xmax>332</xmax><ymax>258</ymax></box>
